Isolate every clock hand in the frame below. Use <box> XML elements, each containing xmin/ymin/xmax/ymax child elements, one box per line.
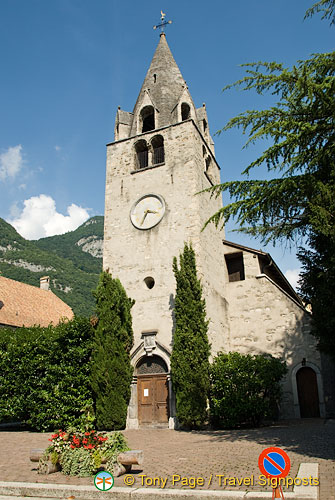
<box><xmin>140</xmin><ymin>210</ymin><xmax>148</xmax><ymax>225</ymax></box>
<box><xmin>146</xmin><ymin>210</ymin><xmax>158</xmax><ymax>214</ymax></box>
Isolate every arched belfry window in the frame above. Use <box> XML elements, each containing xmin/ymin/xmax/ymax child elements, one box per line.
<box><xmin>205</xmin><ymin>155</ymin><xmax>212</xmax><ymax>171</ymax></box>
<box><xmin>151</xmin><ymin>135</ymin><xmax>165</xmax><ymax>165</ymax></box>
<box><xmin>135</xmin><ymin>140</ymin><xmax>149</xmax><ymax>169</ymax></box>
<box><xmin>140</xmin><ymin>106</ymin><xmax>155</xmax><ymax>133</ymax></box>
<box><xmin>181</xmin><ymin>102</ymin><xmax>190</xmax><ymax>121</ymax></box>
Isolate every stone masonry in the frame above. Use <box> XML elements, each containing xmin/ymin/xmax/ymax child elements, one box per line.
<box><xmin>103</xmin><ymin>33</ymin><xmax>325</xmax><ymax>428</ymax></box>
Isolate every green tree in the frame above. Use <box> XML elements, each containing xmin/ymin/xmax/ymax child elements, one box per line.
<box><xmin>210</xmin><ymin>352</ymin><xmax>287</xmax><ymax>429</ymax></box>
<box><xmin>298</xmin><ymin>232</ymin><xmax>335</xmax><ymax>354</ymax></box>
<box><xmin>205</xmin><ymin>51</ymin><xmax>335</xmax><ymax>243</ymax></box>
<box><xmin>91</xmin><ymin>270</ymin><xmax>134</xmax><ymax>430</ymax></box>
<box><xmin>205</xmin><ymin>5</ymin><xmax>335</xmax><ymax>355</ymax></box>
<box><xmin>170</xmin><ymin>243</ymin><xmax>211</xmax><ymax>428</ymax></box>
<box><xmin>305</xmin><ymin>0</ymin><xmax>335</xmax><ymax>24</ymax></box>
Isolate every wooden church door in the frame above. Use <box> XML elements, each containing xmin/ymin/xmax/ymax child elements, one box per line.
<box><xmin>296</xmin><ymin>367</ymin><xmax>320</xmax><ymax>418</ymax></box>
<box><xmin>138</xmin><ymin>374</ymin><xmax>169</xmax><ymax>425</ymax></box>
<box><xmin>136</xmin><ymin>355</ymin><xmax>169</xmax><ymax>426</ymax></box>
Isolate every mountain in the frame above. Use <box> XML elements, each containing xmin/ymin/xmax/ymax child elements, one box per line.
<box><xmin>34</xmin><ymin>216</ymin><xmax>104</xmax><ymax>274</ymax></box>
<box><xmin>0</xmin><ymin>216</ymin><xmax>104</xmax><ymax>316</ymax></box>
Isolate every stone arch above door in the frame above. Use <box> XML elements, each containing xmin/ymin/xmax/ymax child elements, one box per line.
<box><xmin>131</xmin><ymin>337</ymin><xmax>171</xmax><ymax>372</ymax></box>
<box><xmin>127</xmin><ymin>340</ymin><xmax>175</xmax><ymax>429</ymax></box>
<box><xmin>136</xmin><ymin>354</ymin><xmax>168</xmax><ymax>375</ymax></box>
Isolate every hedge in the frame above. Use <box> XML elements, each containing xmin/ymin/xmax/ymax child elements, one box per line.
<box><xmin>0</xmin><ymin>317</ymin><xmax>94</xmax><ymax>431</ymax></box>
<box><xmin>210</xmin><ymin>352</ymin><xmax>287</xmax><ymax>428</ymax></box>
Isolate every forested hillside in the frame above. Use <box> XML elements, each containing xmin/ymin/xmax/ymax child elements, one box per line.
<box><xmin>0</xmin><ymin>216</ymin><xmax>104</xmax><ymax>316</ymax></box>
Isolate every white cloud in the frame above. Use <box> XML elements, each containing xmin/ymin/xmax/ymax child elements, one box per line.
<box><xmin>54</xmin><ymin>145</ymin><xmax>61</xmax><ymax>152</ymax></box>
<box><xmin>9</xmin><ymin>194</ymin><xmax>89</xmax><ymax>240</ymax></box>
<box><xmin>284</xmin><ymin>268</ymin><xmax>301</xmax><ymax>290</ymax></box>
<box><xmin>9</xmin><ymin>202</ymin><xmax>20</xmax><ymax>218</ymax></box>
<box><xmin>0</xmin><ymin>145</ymin><xmax>23</xmax><ymax>181</ymax></box>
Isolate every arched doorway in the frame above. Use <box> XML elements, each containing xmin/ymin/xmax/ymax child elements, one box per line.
<box><xmin>296</xmin><ymin>367</ymin><xmax>320</xmax><ymax>418</ymax></box>
<box><xmin>136</xmin><ymin>355</ymin><xmax>169</xmax><ymax>426</ymax></box>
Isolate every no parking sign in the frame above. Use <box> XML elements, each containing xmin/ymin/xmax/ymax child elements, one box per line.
<box><xmin>258</xmin><ymin>447</ymin><xmax>290</xmax><ymax>499</ymax></box>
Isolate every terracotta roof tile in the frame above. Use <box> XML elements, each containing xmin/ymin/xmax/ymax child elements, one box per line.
<box><xmin>0</xmin><ymin>276</ymin><xmax>73</xmax><ymax>328</ymax></box>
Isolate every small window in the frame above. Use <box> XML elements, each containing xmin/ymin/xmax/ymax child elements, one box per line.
<box><xmin>141</xmin><ymin>105</ymin><xmax>155</xmax><ymax>132</ymax></box>
<box><xmin>135</xmin><ymin>140</ymin><xmax>149</xmax><ymax>169</ymax></box>
<box><xmin>144</xmin><ymin>277</ymin><xmax>155</xmax><ymax>289</ymax></box>
<box><xmin>203</xmin><ymin>119</ymin><xmax>207</xmax><ymax>132</ymax></box>
<box><xmin>151</xmin><ymin>135</ymin><xmax>165</xmax><ymax>165</ymax></box>
<box><xmin>181</xmin><ymin>102</ymin><xmax>190</xmax><ymax>121</ymax></box>
<box><xmin>202</xmin><ymin>145</ymin><xmax>206</xmax><ymax>157</ymax></box>
<box><xmin>225</xmin><ymin>252</ymin><xmax>245</xmax><ymax>282</ymax></box>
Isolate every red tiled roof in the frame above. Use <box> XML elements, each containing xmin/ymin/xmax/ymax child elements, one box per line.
<box><xmin>0</xmin><ymin>276</ymin><xmax>73</xmax><ymax>328</ymax></box>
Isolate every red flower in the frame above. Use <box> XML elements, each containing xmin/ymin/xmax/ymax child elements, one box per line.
<box><xmin>88</xmin><ymin>444</ymin><xmax>94</xmax><ymax>449</ymax></box>
<box><xmin>85</xmin><ymin>432</ymin><xmax>90</xmax><ymax>436</ymax></box>
<box><xmin>70</xmin><ymin>444</ymin><xmax>75</xmax><ymax>449</ymax></box>
<box><xmin>84</xmin><ymin>445</ymin><xmax>88</xmax><ymax>449</ymax></box>
<box><xmin>83</xmin><ymin>438</ymin><xmax>88</xmax><ymax>444</ymax></box>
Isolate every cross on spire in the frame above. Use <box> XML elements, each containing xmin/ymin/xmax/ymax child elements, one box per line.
<box><xmin>153</xmin><ymin>11</ymin><xmax>172</xmax><ymax>33</ymax></box>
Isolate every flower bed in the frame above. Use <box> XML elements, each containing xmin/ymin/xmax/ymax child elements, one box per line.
<box><xmin>39</xmin><ymin>429</ymin><xmax>129</xmax><ymax>477</ymax></box>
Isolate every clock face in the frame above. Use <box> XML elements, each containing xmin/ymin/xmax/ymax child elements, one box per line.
<box><xmin>130</xmin><ymin>194</ymin><xmax>165</xmax><ymax>230</ymax></box>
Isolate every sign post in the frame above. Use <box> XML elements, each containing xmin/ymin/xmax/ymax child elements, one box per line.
<box><xmin>258</xmin><ymin>447</ymin><xmax>291</xmax><ymax>499</ymax></box>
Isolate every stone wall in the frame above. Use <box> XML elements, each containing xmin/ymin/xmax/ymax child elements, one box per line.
<box><xmin>224</xmin><ymin>248</ymin><xmax>324</xmax><ymax>418</ymax></box>
<box><xmin>104</xmin><ymin>119</ymin><xmax>228</xmax><ymax>358</ymax></box>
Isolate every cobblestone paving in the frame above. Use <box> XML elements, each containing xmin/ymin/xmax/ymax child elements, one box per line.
<box><xmin>0</xmin><ymin>419</ymin><xmax>333</xmax><ymax>499</ymax></box>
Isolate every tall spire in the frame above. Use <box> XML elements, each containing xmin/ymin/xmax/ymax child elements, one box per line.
<box><xmin>130</xmin><ymin>34</ymin><xmax>191</xmax><ymax>133</ymax></box>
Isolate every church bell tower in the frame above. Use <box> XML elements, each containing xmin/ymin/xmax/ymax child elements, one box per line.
<box><xmin>103</xmin><ymin>32</ymin><xmax>229</xmax><ymax>429</ymax></box>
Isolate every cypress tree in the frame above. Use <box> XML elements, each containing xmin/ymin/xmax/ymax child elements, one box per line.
<box><xmin>91</xmin><ymin>270</ymin><xmax>134</xmax><ymax>430</ymax></box>
<box><xmin>170</xmin><ymin>243</ymin><xmax>211</xmax><ymax>428</ymax></box>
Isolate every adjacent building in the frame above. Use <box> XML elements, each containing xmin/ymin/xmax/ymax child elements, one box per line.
<box><xmin>0</xmin><ymin>275</ymin><xmax>73</xmax><ymax>328</ymax></box>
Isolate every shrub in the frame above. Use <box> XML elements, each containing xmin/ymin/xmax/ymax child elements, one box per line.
<box><xmin>171</xmin><ymin>244</ymin><xmax>211</xmax><ymax>429</ymax></box>
<box><xmin>0</xmin><ymin>317</ymin><xmax>94</xmax><ymax>431</ymax></box>
<box><xmin>91</xmin><ymin>271</ymin><xmax>134</xmax><ymax>430</ymax></box>
<box><xmin>210</xmin><ymin>352</ymin><xmax>287</xmax><ymax>429</ymax></box>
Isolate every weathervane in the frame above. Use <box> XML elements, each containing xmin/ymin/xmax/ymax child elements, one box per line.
<box><xmin>153</xmin><ymin>11</ymin><xmax>172</xmax><ymax>33</ymax></box>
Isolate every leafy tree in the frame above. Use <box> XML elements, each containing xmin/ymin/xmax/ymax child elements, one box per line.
<box><xmin>205</xmin><ymin>51</ymin><xmax>335</xmax><ymax>243</ymax></box>
<box><xmin>298</xmin><ymin>232</ymin><xmax>335</xmax><ymax>354</ymax></box>
<box><xmin>170</xmin><ymin>243</ymin><xmax>211</xmax><ymax>428</ymax></box>
<box><xmin>205</xmin><ymin>4</ymin><xmax>335</xmax><ymax>354</ymax></box>
<box><xmin>305</xmin><ymin>0</ymin><xmax>335</xmax><ymax>24</ymax></box>
<box><xmin>210</xmin><ymin>352</ymin><xmax>287</xmax><ymax>429</ymax></box>
<box><xmin>91</xmin><ymin>270</ymin><xmax>134</xmax><ymax>430</ymax></box>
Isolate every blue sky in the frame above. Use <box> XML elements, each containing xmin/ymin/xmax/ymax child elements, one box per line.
<box><xmin>0</xmin><ymin>0</ymin><xmax>333</xmax><ymax>287</ymax></box>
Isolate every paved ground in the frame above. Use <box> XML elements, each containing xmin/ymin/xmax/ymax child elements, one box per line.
<box><xmin>0</xmin><ymin>419</ymin><xmax>334</xmax><ymax>499</ymax></box>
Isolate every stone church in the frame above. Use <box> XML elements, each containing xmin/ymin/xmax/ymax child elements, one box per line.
<box><xmin>103</xmin><ymin>32</ymin><xmax>325</xmax><ymax>429</ymax></box>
